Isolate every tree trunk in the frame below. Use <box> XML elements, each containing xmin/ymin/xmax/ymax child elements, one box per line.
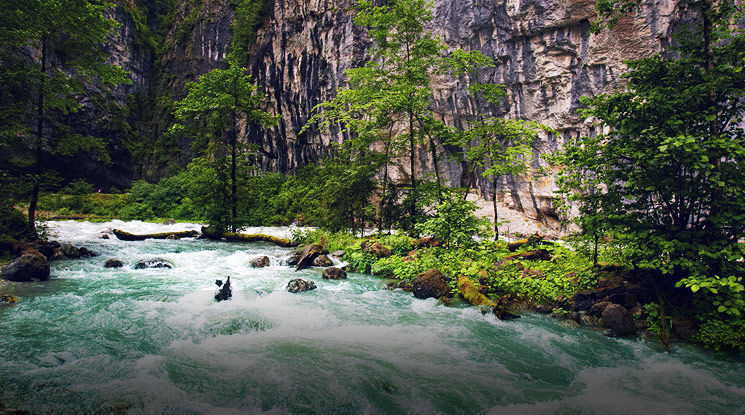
<box><xmin>28</xmin><ymin>36</ymin><xmax>47</xmax><ymax>230</ymax></box>
<box><xmin>231</xmin><ymin>109</ymin><xmax>237</xmax><ymax>232</ymax></box>
<box><xmin>492</xmin><ymin>175</ymin><xmax>499</xmax><ymax>241</ymax></box>
<box><xmin>378</xmin><ymin>136</ymin><xmax>391</xmax><ymax>232</ymax></box>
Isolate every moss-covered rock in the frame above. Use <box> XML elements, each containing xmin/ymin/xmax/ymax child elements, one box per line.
<box><xmin>411</xmin><ymin>269</ymin><xmax>449</xmax><ymax>300</ymax></box>
<box><xmin>1</xmin><ymin>253</ymin><xmax>50</xmax><ymax>282</ymax></box>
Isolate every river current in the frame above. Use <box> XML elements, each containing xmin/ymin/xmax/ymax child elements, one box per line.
<box><xmin>1</xmin><ymin>220</ymin><xmax>744</xmax><ymax>414</ymax></box>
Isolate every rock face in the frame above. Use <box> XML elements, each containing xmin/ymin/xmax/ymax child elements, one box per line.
<box><xmin>601</xmin><ymin>303</ymin><xmax>637</xmax><ymax>336</ymax></box>
<box><xmin>412</xmin><ymin>269</ymin><xmax>450</xmax><ymax>300</ymax></box>
<box><xmin>322</xmin><ymin>267</ymin><xmax>347</xmax><ymax>280</ymax></box>
<box><xmin>1</xmin><ymin>253</ymin><xmax>51</xmax><ymax>282</ymax></box>
<box><xmin>287</xmin><ymin>278</ymin><xmax>317</xmax><ymax>293</ymax></box>
<box><xmin>250</xmin><ymin>256</ymin><xmax>271</xmax><ymax>268</ymax></box>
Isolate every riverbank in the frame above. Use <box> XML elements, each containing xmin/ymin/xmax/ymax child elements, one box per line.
<box><xmin>1</xmin><ymin>220</ymin><xmax>744</xmax><ymax>413</ymax></box>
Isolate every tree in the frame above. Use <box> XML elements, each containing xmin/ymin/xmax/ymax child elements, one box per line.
<box><xmin>171</xmin><ymin>59</ymin><xmax>278</xmax><ymax>232</ymax></box>
<box><xmin>305</xmin><ymin>0</ymin><xmax>447</xmax><ymax>231</ymax></box>
<box><xmin>0</xmin><ymin>0</ymin><xmax>130</xmax><ymax>230</ymax></box>
<box><xmin>557</xmin><ymin>3</ymin><xmax>745</xmax><ymax>287</ymax></box>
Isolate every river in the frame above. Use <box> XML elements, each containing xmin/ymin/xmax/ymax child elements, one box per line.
<box><xmin>1</xmin><ymin>220</ymin><xmax>744</xmax><ymax>414</ymax></box>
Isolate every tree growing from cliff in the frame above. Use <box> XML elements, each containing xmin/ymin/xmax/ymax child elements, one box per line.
<box><xmin>0</xmin><ymin>0</ymin><xmax>130</xmax><ymax>230</ymax></box>
<box><xmin>304</xmin><ymin>0</ymin><xmax>448</xmax><ymax>231</ymax></box>
<box><xmin>171</xmin><ymin>59</ymin><xmax>278</xmax><ymax>232</ymax></box>
<box><xmin>557</xmin><ymin>3</ymin><xmax>745</xmax><ymax>309</ymax></box>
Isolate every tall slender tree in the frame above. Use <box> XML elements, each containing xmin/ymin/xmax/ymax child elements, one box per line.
<box><xmin>171</xmin><ymin>59</ymin><xmax>278</xmax><ymax>232</ymax></box>
<box><xmin>0</xmin><ymin>0</ymin><xmax>130</xmax><ymax>229</ymax></box>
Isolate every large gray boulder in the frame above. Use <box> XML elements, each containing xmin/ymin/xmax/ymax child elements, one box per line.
<box><xmin>1</xmin><ymin>253</ymin><xmax>50</xmax><ymax>281</ymax></box>
<box><xmin>602</xmin><ymin>304</ymin><xmax>637</xmax><ymax>336</ymax></box>
<box><xmin>287</xmin><ymin>278</ymin><xmax>317</xmax><ymax>293</ymax></box>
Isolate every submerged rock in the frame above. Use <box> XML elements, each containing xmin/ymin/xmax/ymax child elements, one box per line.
<box><xmin>287</xmin><ymin>278</ymin><xmax>317</xmax><ymax>293</ymax></box>
<box><xmin>104</xmin><ymin>259</ymin><xmax>124</xmax><ymax>268</ymax></box>
<box><xmin>411</xmin><ymin>269</ymin><xmax>449</xmax><ymax>300</ymax></box>
<box><xmin>602</xmin><ymin>304</ymin><xmax>637</xmax><ymax>336</ymax></box>
<box><xmin>215</xmin><ymin>276</ymin><xmax>232</xmax><ymax>301</ymax></box>
<box><xmin>322</xmin><ymin>267</ymin><xmax>347</xmax><ymax>280</ymax></box>
<box><xmin>1</xmin><ymin>253</ymin><xmax>50</xmax><ymax>282</ymax></box>
<box><xmin>250</xmin><ymin>256</ymin><xmax>270</xmax><ymax>268</ymax></box>
<box><xmin>313</xmin><ymin>254</ymin><xmax>333</xmax><ymax>267</ymax></box>
<box><xmin>134</xmin><ymin>258</ymin><xmax>173</xmax><ymax>269</ymax></box>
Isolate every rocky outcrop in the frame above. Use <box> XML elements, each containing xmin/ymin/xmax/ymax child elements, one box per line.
<box><xmin>1</xmin><ymin>253</ymin><xmax>51</xmax><ymax>282</ymax></box>
<box><xmin>412</xmin><ymin>269</ymin><xmax>450</xmax><ymax>300</ymax></box>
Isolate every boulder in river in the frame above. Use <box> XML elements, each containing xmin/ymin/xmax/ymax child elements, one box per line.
<box><xmin>322</xmin><ymin>267</ymin><xmax>347</xmax><ymax>280</ymax></box>
<box><xmin>30</xmin><ymin>240</ymin><xmax>60</xmax><ymax>259</ymax></box>
<box><xmin>1</xmin><ymin>253</ymin><xmax>50</xmax><ymax>282</ymax></box>
<box><xmin>287</xmin><ymin>278</ymin><xmax>317</xmax><ymax>293</ymax></box>
<box><xmin>411</xmin><ymin>269</ymin><xmax>450</xmax><ymax>300</ymax></box>
<box><xmin>215</xmin><ymin>276</ymin><xmax>232</xmax><ymax>301</ymax></box>
<box><xmin>296</xmin><ymin>243</ymin><xmax>323</xmax><ymax>271</ymax></box>
<box><xmin>601</xmin><ymin>304</ymin><xmax>637</xmax><ymax>336</ymax></box>
<box><xmin>134</xmin><ymin>258</ymin><xmax>173</xmax><ymax>269</ymax></box>
<box><xmin>59</xmin><ymin>244</ymin><xmax>81</xmax><ymax>259</ymax></box>
<box><xmin>104</xmin><ymin>259</ymin><xmax>124</xmax><ymax>268</ymax></box>
<box><xmin>313</xmin><ymin>255</ymin><xmax>333</xmax><ymax>267</ymax></box>
<box><xmin>250</xmin><ymin>256</ymin><xmax>270</xmax><ymax>268</ymax></box>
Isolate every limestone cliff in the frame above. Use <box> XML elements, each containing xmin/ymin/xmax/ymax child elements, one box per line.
<box><xmin>239</xmin><ymin>0</ymin><xmax>683</xmax><ymax>232</ymax></box>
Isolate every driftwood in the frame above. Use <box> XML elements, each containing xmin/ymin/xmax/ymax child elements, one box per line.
<box><xmin>200</xmin><ymin>226</ymin><xmax>299</xmax><ymax>248</ymax></box>
<box><xmin>113</xmin><ymin>229</ymin><xmax>199</xmax><ymax>241</ymax></box>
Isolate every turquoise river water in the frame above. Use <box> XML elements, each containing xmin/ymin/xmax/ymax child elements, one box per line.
<box><xmin>1</xmin><ymin>221</ymin><xmax>744</xmax><ymax>414</ymax></box>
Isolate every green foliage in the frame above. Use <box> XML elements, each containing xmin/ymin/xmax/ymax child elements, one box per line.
<box><xmin>414</xmin><ymin>194</ymin><xmax>486</xmax><ymax>247</ymax></box>
<box><xmin>677</xmin><ymin>275</ymin><xmax>745</xmax><ymax>318</ymax></box>
<box><xmin>230</xmin><ymin>0</ymin><xmax>270</xmax><ymax>65</ymax></box>
<box><xmin>694</xmin><ymin>318</ymin><xmax>745</xmax><ymax>356</ymax></box>
<box><xmin>0</xmin><ymin>203</ymin><xmax>34</xmax><ymax>241</ymax></box>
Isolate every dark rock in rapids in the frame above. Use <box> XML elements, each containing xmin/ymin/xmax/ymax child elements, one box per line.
<box><xmin>215</xmin><ymin>276</ymin><xmax>232</xmax><ymax>301</ymax></box>
<box><xmin>104</xmin><ymin>259</ymin><xmax>124</xmax><ymax>268</ymax></box>
<box><xmin>411</xmin><ymin>269</ymin><xmax>449</xmax><ymax>300</ymax></box>
<box><xmin>250</xmin><ymin>256</ymin><xmax>270</xmax><ymax>268</ymax></box>
<box><xmin>134</xmin><ymin>258</ymin><xmax>174</xmax><ymax>269</ymax></box>
<box><xmin>1</xmin><ymin>253</ymin><xmax>50</xmax><ymax>282</ymax></box>
<box><xmin>287</xmin><ymin>278</ymin><xmax>317</xmax><ymax>293</ymax></box>
<box><xmin>322</xmin><ymin>267</ymin><xmax>347</xmax><ymax>280</ymax></box>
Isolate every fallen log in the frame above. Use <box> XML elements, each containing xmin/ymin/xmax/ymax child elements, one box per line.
<box><xmin>507</xmin><ymin>233</ymin><xmax>545</xmax><ymax>252</ymax></box>
<box><xmin>112</xmin><ymin>229</ymin><xmax>199</xmax><ymax>241</ymax></box>
<box><xmin>199</xmin><ymin>226</ymin><xmax>299</xmax><ymax>248</ymax></box>
<box><xmin>457</xmin><ymin>275</ymin><xmax>521</xmax><ymax>320</ymax></box>
<box><xmin>496</xmin><ymin>249</ymin><xmax>553</xmax><ymax>268</ymax></box>
<box><xmin>457</xmin><ymin>275</ymin><xmax>496</xmax><ymax>307</ymax></box>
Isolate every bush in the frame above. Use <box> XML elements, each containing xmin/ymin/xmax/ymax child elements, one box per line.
<box><xmin>694</xmin><ymin>319</ymin><xmax>745</xmax><ymax>355</ymax></box>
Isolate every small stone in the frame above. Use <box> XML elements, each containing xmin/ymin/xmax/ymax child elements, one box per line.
<box><xmin>104</xmin><ymin>259</ymin><xmax>124</xmax><ymax>268</ymax></box>
<box><xmin>250</xmin><ymin>256</ymin><xmax>270</xmax><ymax>268</ymax></box>
<box><xmin>287</xmin><ymin>278</ymin><xmax>317</xmax><ymax>293</ymax></box>
<box><xmin>163</xmin><ymin>218</ymin><xmax>176</xmax><ymax>225</ymax></box>
<box><xmin>79</xmin><ymin>247</ymin><xmax>98</xmax><ymax>257</ymax></box>
<box><xmin>313</xmin><ymin>255</ymin><xmax>333</xmax><ymax>267</ymax></box>
<box><xmin>579</xmin><ymin>314</ymin><xmax>595</xmax><ymax>326</ymax></box>
<box><xmin>534</xmin><ymin>304</ymin><xmax>553</xmax><ymax>314</ymax></box>
<box><xmin>322</xmin><ymin>267</ymin><xmax>347</xmax><ymax>280</ymax></box>
<box><xmin>331</xmin><ymin>250</ymin><xmax>345</xmax><ymax>258</ymax></box>
<box><xmin>100</xmin><ymin>234</ymin><xmax>110</xmax><ymax>239</ymax></box>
